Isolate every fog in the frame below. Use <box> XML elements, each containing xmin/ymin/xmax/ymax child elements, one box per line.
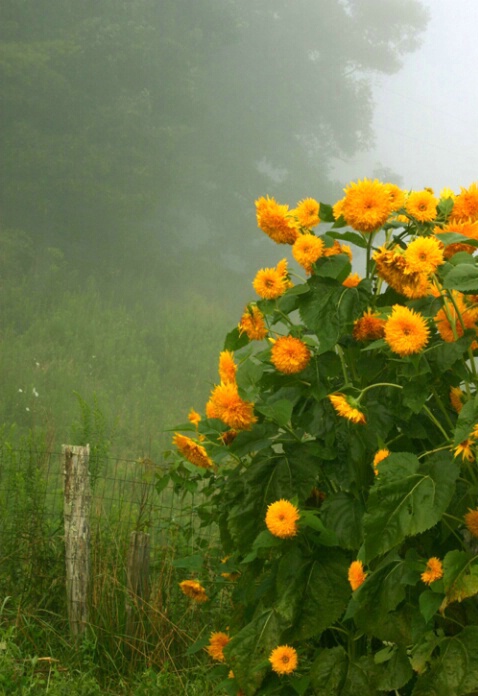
<box><xmin>2</xmin><ymin>0</ymin><xmax>475</xmax><ymax>457</ymax></box>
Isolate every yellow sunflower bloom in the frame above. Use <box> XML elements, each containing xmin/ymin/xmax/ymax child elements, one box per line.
<box><xmin>270</xmin><ymin>335</ymin><xmax>311</xmax><ymax>374</ymax></box>
<box><xmin>255</xmin><ymin>196</ymin><xmax>299</xmax><ymax>244</ymax></box>
<box><xmin>405</xmin><ymin>190</ymin><xmax>438</xmax><ymax>222</ymax></box>
<box><xmin>292</xmin><ymin>233</ymin><xmax>324</xmax><ymax>273</ymax></box>
<box><xmin>218</xmin><ymin>350</ymin><xmax>237</xmax><ymax>385</ymax></box>
<box><xmin>353</xmin><ymin>309</ymin><xmax>386</xmax><ymax>342</ymax></box>
<box><xmin>373</xmin><ymin>448</ymin><xmax>390</xmax><ymax>475</ymax></box>
<box><xmin>385</xmin><ymin>183</ymin><xmax>406</xmax><ymax>212</ymax></box>
<box><xmin>188</xmin><ymin>408</ymin><xmax>201</xmax><ymax>427</ymax></box>
<box><xmin>294</xmin><ymin>197</ymin><xmax>320</xmax><ymax>228</ymax></box>
<box><xmin>238</xmin><ymin>304</ymin><xmax>268</xmax><ymax>341</ymax></box>
<box><xmin>454</xmin><ymin>439</ymin><xmax>475</xmax><ymax>463</ymax></box>
<box><xmin>206</xmin><ymin>632</ymin><xmax>230</xmax><ymax>662</ymax></box>
<box><xmin>384</xmin><ymin>305</ymin><xmax>430</xmax><ymax>357</ymax></box>
<box><xmin>450</xmin><ymin>386</ymin><xmax>466</xmax><ymax>413</ymax></box>
<box><xmin>451</xmin><ymin>182</ymin><xmax>478</xmax><ymax>222</ymax></box>
<box><xmin>464</xmin><ymin>509</ymin><xmax>478</xmax><ymax>538</ymax></box>
<box><xmin>435</xmin><ymin>219</ymin><xmax>478</xmax><ymax>258</ymax></box>
<box><xmin>265</xmin><ymin>499</ymin><xmax>300</xmax><ymax>539</ymax></box>
<box><xmin>328</xmin><ymin>393</ymin><xmax>366</xmax><ymax>425</ymax></box>
<box><xmin>206</xmin><ymin>382</ymin><xmax>257</xmax><ymax>431</ymax></box>
<box><xmin>340</xmin><ymin>178</ymin><xmax>392</xmax><ymax>232</ymax></box>
<box><xmin>421</xmin><ymin>557</ymin><xmax>444</xmax><ymax>585</ymax></box>
<box><xmin>348</xmin><ymin>560</ymin><xmax>367</xmax><ymax>590</ymax></box>
<box><xmin>434</xmin><ymin>291</ymin><xmax>478</xmax><ymax>344</ymax></box>
<box><xmin>269</xmin><ymin>645</ymin><xmax>298</xmax><ymax>675</ymax></box>
<box><xmin>173</xmin><ymin>433</ymin><xmax>214</xmax><ymax>469</ymax></box>
<box><xmin>404</xmin><ymin>236</ymin><xmax>445</xmax><ymax>275</ymax></box>
<box><xmin>179</xmin><ymin>579</ymin><xmax>208</xmax><ymax>602</ymax></box>
<box><xmin>342</xmin><ymin>272</ymin><xmax>361</xmax><ymax>288</ymax></box>
<box><xmin>252</xmin><ymin>259</ymin><xmax>290</xmax><ymax>299</ymax></box>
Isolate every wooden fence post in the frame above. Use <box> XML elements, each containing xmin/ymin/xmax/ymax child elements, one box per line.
<box><xmin>125</xmin><ymin>531</ymin><xmax>150</xmax><ymax>647</ymax></box>
<box><xmin>63</xmin><ymin>444</ymin><xmax>91</xmax><ymax>639</ymax></box>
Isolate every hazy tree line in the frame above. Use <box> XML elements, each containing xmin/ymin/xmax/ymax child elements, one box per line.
<box><xmin>0</xmin><ymin>0</ymin><xmax>429</xmax><ymax>453</ymax></box>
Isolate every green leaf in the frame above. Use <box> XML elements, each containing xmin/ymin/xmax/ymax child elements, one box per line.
<box><xmin>437</xmin><ymin>197</ymin><xmax>455</xmax><ymax>217</ymax></box>
<box><xmin>224</xmin><ymin>326</ymin><xmax>250</xmax><ymax>351</ymax></box>
<box><xmin>318</xmin><ymin>202</ymin><xmax>335</xmax><ymax>222</ymax></box>
<box><xmin>320</xmin><ymin>492</ymin><xmax>364</xmax><ymax>550</ymax></box>
<box><xmin>454</xmin><ymin>395</ymin><xmax>478</xmax><ymax>445</ymax></box>
<box><xmin>255</xmin><ymin>399</ymin><xmax>293</xmax><ymax>427</ymax></box>
<box><xmin>440</xmin><ymin>549</ymin><xmax>478</xmax><ymax>611</ymax></box>
<box><xmin>225</xmin><ymin>610</ymin><xmax>287</xmax><ymax>696</ymax></box>
<box><xmin>363</xmin><ymin>452</ymin><xmax>459</xmax><ymax>562</ymax></box>
<box><xmin>300</xmin><ymin>510</ymin><xmax>338</xmax><ymax>546</ymax></box>
<box><xmin>412</xmin><ymin>626</ymin><xmax>478</xmax><ymax>696</ymax></box>
<box><xmin>310</xmin><ymin>647</ymin><xmax>348</xmax><ymax>696</ymax></box>
<box><xmin>315</xmin><ymin>253</ymin><xmax>352</xmax><ymax>282</ymax></box>
<box><xmin>375</xmin><ymin>646</ymin><xmax>413</xmax><ymax>691</ymax></box>
<box><xmin>436</xmin><ymin>231</ymin><xmax>478</xmax><ymax>248</ymax></box>
<box><xmin>297</xmin><ymin>549</ymin><xmax>350</xmax><ymax>639</ymax></box>
<box><xmin>419</xmin><ymin>590</ymin><xmax>444</xmax><ymax>623</ymax></box>
<box><xmin>298</xmin><ymin>277</ymin><xmax>359</xmax><ymax>353</ymax></box>
<box><xmin>442</xmin><ymin>263</ymin><xmax>478</xmax><ymax>293</ymax></box>
<box><xmin>427</xmin><ymin>335</ymin><xmax>472</xmax><ymax>372</ymax></box>
<box><xmin>327</xmin><ymin>230</ymin><xmax>368</xmax><ymax>249</ymax></box>
<box><xmin>275</xmin><ymin>546</ymin><xmax>309</xmax><ymax>622</ymax></box>
<box><xmin>172</xmin><ymin>554</ymin><xmax>204</xmax><ymax>571</ymax></box>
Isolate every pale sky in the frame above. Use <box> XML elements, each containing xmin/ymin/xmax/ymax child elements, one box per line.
<box><xmin>334</xmin><ymin>0</ymin><xmax>478</xmax><ymax>194</ymax></box>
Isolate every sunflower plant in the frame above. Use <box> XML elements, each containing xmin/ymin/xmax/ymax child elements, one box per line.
<box><xmin>165</xmin><ymin>179</ymin><xmax>478</xmax><ymax>696</ymax></box>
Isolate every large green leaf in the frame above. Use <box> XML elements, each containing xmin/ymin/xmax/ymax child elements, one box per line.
<box><xmin>440</xmin><ymin>549</ymin><xmax>478</xmax><ymax>611</ymax></box>
<box><xmin>298</xmin><ymin>277</ymin><xmax>359</xmax><ymax>353</ymax></box>
<box><xmin>310</xmin><ymin>647</ymin><xmax>348</xmax><ymax>695</ymax></box>
<box><xmin>442</xmin><ymin>263</ymin><xmax>478</xmax><ymax>293</ymax></box>
<box><xmin>412</xmin><ymin>626</ymin><xmax>478</xmax><ymax>696</ymax></box>
<box><xmin>363</xmin><ymin>452</ymin><xmax>459</xmax><ymax>562</ymax></box>
<box><xmin>454</xmin><ymin>394</ymin><xmax>478</xmax><ymax>445</ymax></box>
<box><xmin>225</xmin><ymin>609</ymin><xmax>287</xmax><ymax>696</ymax></box>
<box><xmin>296</xmin><ymin>549</ymin><xmax>350</xmax><ymax>640</ymax></box>
<box><xmin>320</xmin><ymin>492</ymin><xmax>364</xmax><ymax>550</ymax></box>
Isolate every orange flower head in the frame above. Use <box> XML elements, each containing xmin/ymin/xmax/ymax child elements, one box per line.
<box><xmin>373</xmin><ymin>245</ymin><xmax>432</xmax><ymax>299</ymax></box>
<box><xmin>340</xmin><ymin>178</ymin><xmax>392</xmax><ymax>232</ymax></box>
<box><xmin>188</xmin><ymin>408</ymin><xmax>201</xmax><ymax>427</ymax></box>
<box><xmin>269</xmin><ymin>645</ymin><xmax>298</xmax><ymax>675</ymax></box>
<box><xmin>435</xmin><ymin>219</ymin><xmax>478</xmax><ymax>258</ymax></box>
<box><xmin>405</xmin><ymin>190</ymin><xmax>438</xmax><ymax>222</ymax></box>
<box><xmin>173</xmin><ymin>433</ymin><xmax>214</xmax><ymax>470</ymax></box>
<box><xmin>328</xmin><ymin>393</ymin><xmax>366</xmax><ymax>424</ymax></box>
<box><xmin>450</xmin><ymin>386</ymin><xmax>466</xmax><ymax>414</ymax></box>
<box><xmin>294</xmin><ymin>197</ymin><xmax>320</xmax><ymax>228</ymax></box>
<box><xmin>255</xmin><ymin>196</ymin><xmax>299</xmax><ymax>244</ymax></box>
<box><xmin>434</xmin><ymin>291</ymin><xmax>478</xmax><ymax>344</ymax></box>
<box><xmin>451</xmin><ymin>183</ymin><xmax>478</xmax><ymax>222</ymax></box>
<box><xmin>385</xmin><ymin>183</ymin><xmax>406</xmax><ymax>212</ymax></box>
<box><xmin>353</xmin><ymin>309</ymin><xmax>386</xmax><ymax>342</ymax></box>
<box><xmin>454</xmin><ymin>439</ymin><xmax>475</xmax><ymax>463</ymax></box>
<box><xmin>342</xmin><ymin>272</ymin><xmax>361</xmax><ymax>288</ymax></box>
<box><xmin>348</xmin><ymin>560</ymin><xmax>367</xmax><ymax>590</ymax></box>
<box><xmin>271</xmin><ymin>335</ymin><xmax>311</xmax><ymax>374</ymax></box>
<box><xmin>464</xmin><ymin>509</ymin><xmax>478</xmax><ymax>538</ymax></box>
<box><xmin>179</xmin><ymin>579</ymin><xmax>208</xmax><ymax>602</ymax></box>
<box><xmin>265</xmin><ymin>499</ymin><xmax>300</xmax><ymax>539</ymax></box>
<box><xmin>292</xmin><ymin>233</ymin><xmax>324</xmax><ymax>273</ymax></box>
<box><xmin>252</xmin><ymin>259</ymin><xmax>290</xmax><ymax>299</ymax></box>
<box><xmin>206</xmin><ymin>382</ymin><xmax>257</xmax><ymax>431</ymax></box>
<box><xmin>373</xmin><ymin>448</ymin><xmax>390</xmax><ymax>475</ymax></box>
<box><xmin>384</xmin><ymin>305</ymin><xmax>430</xmax><ymax>357</ymax></box>
<box><xmin>238</xmin><ymin>304</ymin><xmax>268</xmax><ymax>341</ymax></box>
<box><xmin>206</xmin><ymin>632</ymin><xmax>230</xmax><ymax>662</ymax></box>
<box><xmin>218</xmin><ymin>350</ymin><xmax>237</xmax><ymax>385</ymax></box>
<box><xmin>404</xmin><ymin>236</ymin><xmax>445</xmax><ymax>275</ymax></box>
<box><xmin>421</xmin><ymin>557</ymin><xmax>444</xmax><ymax>585</ymax></box>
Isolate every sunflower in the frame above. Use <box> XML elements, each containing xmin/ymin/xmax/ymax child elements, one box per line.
<box><xmin>238</xmin><ymin>304</ymin><xmax>268</xmax><ymax>341</ymax></box>
<box><xmin>405</xmin><ymin>190</ymin><xmax>438</xmax><ymax>222</ymax></box>
<box><xmin>269</xmin><ymin>646</ymin><xmax>298</xmax><ymax>675</ymax></box>
<box><xmin>353</xmin><ymin>309</ymin><xmax>386</xmax><ymax>342</ymax></box>
<box><xmin>340</xmin><ymin>178</ymin><xmax>392</xmax><ymax>232</ymax></box>
<box><xmin>450</xmin><ymin>386</ymin><xmax>466</xmax><ymax>413</ymax></box>
<box><xmin>328</xmin><ymin>393</ymin><xmax>366</xmax><ymax>425</ymax></box>
<box><xmin>348</xmin><ymin>560</ymin><xmax>367</xmax><ymax>590</ymax></box>
<box><xmin>188</xmin><ymin>408</ymin><xmax>201</xmax><ymax>427</ymax></box>
<box><xmin>255</xmin><ymin>196</ymin><xmax>299</xmax><ymax>244</ymax></box>
<box><xmin>292</xmin><ymin>233</ymin><xmax>324</xmax><ymax>273</ymax></box>
<box><xmin>252</xmin><ymin>259</ymin><xmax>290</xmax><ymax>299</ymax></box>
<box><xmin>434</xmin><ymin>292</ymin><xmax>478</xmax><ymax>344</ymax></box>
<box><xmin>373</xmin><ymin>448</ymin><xmax>390</xmax><ymax>475</ymax></box>
<box><xmin>332</xmin><ymin>197</ymin><xmax>345</xmax><ymax>221</ymax></box>
<box><xmin>270</xmin><ymin>335</ymin><xmax>311</xmax><ymax>374</ymax></box>
<box><xmin>218</xmin><ymin>350</ymin><xmax>237</xmax><ymax>385</ymax></box>
<box><xmin>179</xmin><ymin>579</ymin><xmax>208</xmax><ymax>602</ymax></box>
<box><xmin>404</xmin><ymin>236</ymin><xmax>445</xmax><ymax>275</ymax></box>
<box><xmin>440</xmin><ymin>187</ymin><xmax>456</xmax><ymax>201</ymax></box>
<box><xmin>172</xmin><ymin>433</ymin><xmax>214</xmax><ymax>469</ymax></box>
<box><xmin>294</xmin><ymin>197</ymin><xmax>320</xmax><ymax>228</ymax></box>
<box><xmin>454</xmin><ymin>439</ymin><xmax>475</xmax><ymax>463</ymax></box>
<box><xmin>206</xmin><ymin>632</ymin><xmax>230</xmax><ymax>662</ymax></box>
<box><xmin>421</xmin><ymin>557</ymin><xmax>444</xmax><ymax>585</ymax></box>
<box><xmin>464</xmin><ymin>509</ymin><xmax>478</xmax><ymax>538</ymax></box>
<box><xmin>384</xmin><ymin>305</ymin><xmax>430</xmax><ymax>357</ymax></box>
<box><xmin>451</xmin><ymin>182</ymin><xmax>478</xmax><ymax>222</ymax></box>
<box><xmin>373</xmin><ymin>245</ymin><xmax>431</xmax><ymax>299</ymax></box>
<box><xmin>265</xmin><ymin>499</ymin><xmax>300</xmax><ymax>539</ymax></box>
<box><xmin>206</xmin><ymin>382</ymin><xmax>257</xmax><ymax>430</ymax></box>
<box><xmin>385</xmin><ymin>183</ymin><xmax>406</xmax><ymax>212</ymax></box>
<box><xmin>435</xmin><ymin>219</ymin><xmax>478</xmax><ymax>258</ymax></box>
<box><xmin>342</xmin><ymin>272</ymin><xmax>361</xmax><ymax>288</ymax></box>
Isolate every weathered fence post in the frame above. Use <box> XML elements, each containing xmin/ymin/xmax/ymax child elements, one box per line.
<box><xmin>125</xmin><ymin>531</ymin><xmax>151</xmax><ymax>647</ymax></box>
<box><xmin>63</xmin><ymin>444</ymin><xmax>91</xmax><ymax>639</ymax></box>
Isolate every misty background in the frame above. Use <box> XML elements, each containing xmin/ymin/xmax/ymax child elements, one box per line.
<box><xmin>1</xmin><ymin>0</ymin><xmax>473</xmax><ymax>459</ymax></box>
